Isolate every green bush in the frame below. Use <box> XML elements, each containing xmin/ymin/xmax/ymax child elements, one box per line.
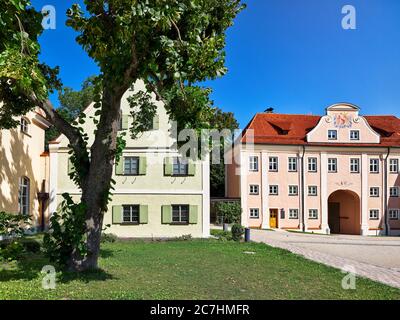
<box><xmin>101</xmin><ymin>233</ymin><xmax>118</xmax><ymax>243</ymax></box>
<box><xmin>215</xmin><ymin>202</ymin><xmax>241</xmax><ymax>224</ymax></box>
<box><xmin>210</xmin><ymin>229</ymin><xmax>233</xmax><ymax>241</ymax></box>
<box><xmin>0</xmin><ymin>240</ymin><xmax>25</xmax><ymax>261</ymax></box>
<box><xmin>20</xmin><ymin>238</ymin><xmax>41</xmax><ymax>253</ymax></box>
<box><xmin>0</xmin><ymin>211</ymin><xmax>30</xmax><ymax>237</ymax></box>
<box><xmin>231</xmin><ymin>224</ymin><xmax>245</xmax><ymax>242</ymax></box>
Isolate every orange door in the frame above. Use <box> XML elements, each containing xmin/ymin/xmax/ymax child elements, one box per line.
<box><xmin>270</xmin><ymin>209</ymin><xmax>278</xmax><ymax>228</ymax></box>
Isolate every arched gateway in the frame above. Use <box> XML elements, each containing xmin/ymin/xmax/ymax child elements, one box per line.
<box><xmin>328</xmin><ymin>190</ymin><xmax>361</xmax><ymax>235</ymax></box>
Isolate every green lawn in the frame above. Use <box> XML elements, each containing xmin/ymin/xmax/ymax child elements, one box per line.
<box><xmin>0</xmin><ymin>239</ymin><xmax>399</xmax><ymax>300</ymax></box>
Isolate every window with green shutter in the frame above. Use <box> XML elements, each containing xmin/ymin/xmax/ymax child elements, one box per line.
<box><xmin>172</xmin><ymin>205</ymin><xmax>189</xmax><ymax>224</ymax></box>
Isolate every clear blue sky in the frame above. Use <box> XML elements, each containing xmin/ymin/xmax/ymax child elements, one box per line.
<box><xmin>32</xmin><ymin>0</ymin><xmax>400</xmax><ymax>127</ymax></box>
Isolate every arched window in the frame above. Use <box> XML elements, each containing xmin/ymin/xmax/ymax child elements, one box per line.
<box><xmin>18</xmin><ymin>177</ymin><xmax>30</xmax><ymax>215</ymax></box>
<box><xmin>20</xmin><ymin>117</ymin><xmax>29</xmax><ymax>134</ymax></box>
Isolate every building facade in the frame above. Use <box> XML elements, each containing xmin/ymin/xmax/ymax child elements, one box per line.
<box><xmin>49</xmin><ymin>81</ymin><xmax>210</xmax><ymax>238</ymax></box>
<box><xmin>0</xmin><ymin>108</ymin><xmax>51</xmax><ymax>231</ymax></box>
<box><xmin>226</xmin><ymin>103</ymin><xmax>400</xmax><ymax>236</ymax></box>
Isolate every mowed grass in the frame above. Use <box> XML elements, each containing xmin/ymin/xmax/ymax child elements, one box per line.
<box><xmin>0</xmin><ymin>239</ymin><xmax>399</xmax><ymax>300</ymax></box>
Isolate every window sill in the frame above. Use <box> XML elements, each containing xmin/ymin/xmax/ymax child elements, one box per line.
<box><xmin>121</xmin><ymin>222</ymin><xmax>140</xmax><ymax>225</ymax></box>
<box><xmin>170</xmin><ymin>222</ymin><xmax>189</xmax><ymax>225</ymax></box>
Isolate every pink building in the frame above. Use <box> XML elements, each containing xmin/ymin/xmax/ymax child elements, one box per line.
<box><xmin>226</xmin><ymin>103</ymin><xmax>400</xmax><ymax>236</ymax></box>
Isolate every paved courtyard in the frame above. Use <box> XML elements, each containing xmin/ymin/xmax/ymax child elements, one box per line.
<box><xmin>250</xmin><ymin>229</ymin><xmax>400</xmax><ymax>289</ymax></box>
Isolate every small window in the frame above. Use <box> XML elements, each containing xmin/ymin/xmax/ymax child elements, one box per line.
<box><xmin>350</xmin><ymin>158</ymin><xmax>360</xmax><ymax>173</ymax></box>
<box><xmin>369</xmin><ymin>159</ymin><xmax>379</xmax><ymax>173</ymax></box>
<box><xmin>389</xmin><ymin>159</ymin><xmax>399</xmax><ymax>174</ymax></box>
<box><xmin>308</xmin><ymin>157</ymin><xmax>317</xmax><ymax>172</ymax></box>
<box><xmin>308</xmin><ymin>209</ymin><xmax>318</xmax><ymax>219</ymax></box>
<box><xmin>124</xmin><ymin>157</ymin><xmax>139</xmax><ymax>175</ymax></box>
<box><xmin>369</xmin><ymin>187</ymin><xmax>380</xmax><ymax>197</ymax></box>
<box><xmin>18</xmin><ymin>176</ymin><xmax>30</xmax><ymax>215</ymax></box>
<box><xmin>122</xmin><ymin>205</ymin><xmax>139</xmax><ymax>223</ymax></box>
<box><xmin>369</xmin><ymin>209</ymin><xmax>379</xmax><ymax>220</ymax></box>
<box><xmin>288</xmin><ymin>157</ymin><xmax>297</xmax><ymax>172</ymax></box>
<box><xmin>269</xmin><ymin>185</ymin><xmax>279</xmax><ymax>195</ymax></box>
<box><xmin>308</xmin><ymin>186</ymin><xmax>318</xmax><ymax>196</ymax></box>
<box><xmin>249</xmin><ymin>208</ymin><xmax>259</xmax><ymax>219</ymax></box>
<box><xmin>328</xmin><ymin>130</ymin><xmax>337</xmax><ymax>140</ymax></box>
<box><xmin>350</xmin><ymin>130</ymin><xmax>360</xmax><ymax>141</ymax></box>
<box><xmin>289</xmin><ymin>209</ymin><xmax>299</xmax><ymax>219</ymax></box>
<box><xmin>20</xmin><ymin>118</ymin><xmax>29</xmax><ymax>134</ymax></box>
<box><xmin>173</xmin><ymin>158</ymin><xmax>189</xmax><ymax>176</ymax></box>
<box><xmin>249</xmin><ymin>156</ymin><xmax>259</xmax><ymax>172</ymax></box>
<box><xmin>288</xmin><ymin>185</ymin><xmax>298</xmax><ymax>196</ymax></box>
<box><xmin>172</xmin><ymin>205</ymin><xmax>189</xmax><ymax>223</ymax></box>
<box><xmin>328</xmin><ymin>158</ymin><xmax>337</xmax><ymax>173</ymax></box>
<box><xmin>249</xmin><ymin>184</ymin><xmax>259</xmax><ymax>195</ymax></box>
<box><xmin>269</xmin><ymin>157</ymin><xmax>279</xmax><ymax>172</ymax></box>
<box><xmin>390</xmin><ymin>187</ymin><xmax>399</xmax><ymax>198</ymax></box>
<box><xmin>389</xmin><ymin>209</ymin><xmax>399</xmax><ymax>220</ymax></box>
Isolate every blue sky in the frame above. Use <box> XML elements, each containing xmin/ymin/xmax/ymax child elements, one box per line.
<box><xmin>32</xmin><ymin>0</ymin><xmax>400</xmax><ymax>127</ymax></box>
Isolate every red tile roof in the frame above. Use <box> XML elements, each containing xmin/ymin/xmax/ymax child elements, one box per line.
<box><xmin>241</xmin><ymin>113</ymin><xmax>400</xmax><ymax>147</ymax></box>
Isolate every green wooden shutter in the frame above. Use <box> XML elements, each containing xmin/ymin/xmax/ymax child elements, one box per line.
<box><xmin>189</xmin><ymin>205</ymin><xmax>198</xmax><ymax>224</ymax></box>
<box><xmin>139</xmin><ymin>156</ymin><xmax>147</xmax><ymax>175</ymax></box>
<box><xmin>121</xmin><ymin>115</ymin><xmax>129</xmax><ymax>130</ymax></box>
<box><xmin>162</xmin><ymin>205</ymin><xmax>172</xmax><ymax>224</ymax></box>
<box><xmin>164</xmin><ymin>157</ymin><xmax>173</xmax><ymax>176</ymax></box>
<box><xmin>188</xmin><ymin>161</ymin><xmax>196</xmax><ymax>176</ymax></box>
<box><xmin>68</xmin><ymin>158</ymin><xmax>75</xmax><ymax>175</ymax></box>
<box><xmin>152</xmin><ymin>115</ymin><xmax>160</xmax><ymax>130</ymax></box>
<box><xmin>112</xmin><ymin>206</ymin><xmax>123</xmax><ymax>224</ymax></box>
<box><xmin>115</xmin><ymin>157</ymin><xmax>124</xmax><ymax>175</ymax></box>
<box><xmin>139</xmin><ymin>205</ymin><xmax>148</xmax><ymax>224</ymax></box>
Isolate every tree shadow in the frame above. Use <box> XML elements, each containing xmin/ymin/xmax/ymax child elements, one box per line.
<box><xmin>0</xmin><ymin>252</ymin><xmax>48</xmax><ymax>282</ymax></box>
<box><xmin>58</xmin><ymin>268</ymin><xmax>114</xmax><ymax>284</ymax></box>
<box><xmin>99</xmin><ymin>248</ymin><xmax>114</xmax><ymax>259</ymax></box>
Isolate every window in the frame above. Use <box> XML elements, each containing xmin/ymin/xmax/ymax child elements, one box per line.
<box><xmin>308</xmin><ymin>209</ymin><xmax>318</xmax><ymax>219</ymax></box>
<box><xmin>18</xmin><ymin>177</ymin><xmax>30</xmax><ymax>215</ymax></box>
<box><xmin>350</xmin><ymin>158</ymin><xmax>360</xmax><ymax>173</ymax></box>
<box><xmin>288</xmin><ymin>185</ymin><xmax>298</xmax><ymax>196</ymax></box>
<box><xmin>249</xmin><ymin>156</ymin><xmax>259</xmax><ymax>172</ymax></box>
<box><xmin>328</xmin><ymin>158</ymin><xmax>337</xmax><ymax>173</ymax></box>
<box><xmin>390</xmin><ymin>187</ymin><xmax>399</xmax><ymax>198</ymax></box>
<box><xmin>289</xmin><ymin>209</ymin><xmax>299</xmax><ymax>219</ymax></box>
<box><xmin>20</xmin><ymin>118</ymin><xmax>29</xmax><ymax>134</ymax></box>
<box><xmin>369</xmin><ymin>159</ymin><xmax>379</xmax><ymax>173</ymax></box>
<box><xmin>123</xmin><ymin>157</ymin><xmax>139</xmax><ymax>175</ymax></box>
<box><xmin>172</xmin><ymin>205</ymin><xmax>189</xmax><ymax>223</ymax></box>
<box><xmin>369</xmin><ymin>187</ymin><xmax>380</xmax><ymax>197</ymax></box>
<box><xmin>389</xmin><ymin>209</ymin><xmax>399</xmax><ymax>220</ymax></box>
<box><xmin>288</xmin><ymin>157</ymin><xmax>297</xmax><ymax>172</ymax></box>
<box><xmin>369</xmin><ymin>209</ymin><xmax>379</xmax><ymax>220</ymax></box>
<box><xmin>122</xmin><ymin>205</ymin><xmax>139</xmax><ymax>223</ymax></box>
<box><xmin>173</xmin><ymin>158</ymin><xmax>189</xmax><ymax>175</ymax></box>
<box><xmin>308</xmin><ymin>157</ymin><xmax>317</xmax><ymax>172</ymax></box>
<box><xmin>269</xmin><ymin>185</ymin><xmax>279</xmax><ymax>195</ymax></box>
<box><xmin>389</xmin><ymin>159</ymin><xmax>399</xmax><ymax>173</ymax></box>
<box><xmin>350</xmin><ymin>130</ymin><xmax>360</xmax><ymax>141</ymax></box>
<box><xmin>328</xmin><ymin>130</ymin><xmax>337</xmax><ymax>140</ymax></box>
<box><xmin>249</xmin><ymin>208</ymin><xmax>259</xmax><ymax>219</ymax></box>
<box><xmin>249</xmin><ymin>184</ymin><xmax>259</xmax><ymax>195</ymax></box>
<box><xmin>308</xmin><ymin>186</ymin><xmax>318</xmax><ymax>196</ymax></box>
<box><xmin>269</xmin><ymin>157</ymin><xmax>278</xmax><ymax>172</ymax></box>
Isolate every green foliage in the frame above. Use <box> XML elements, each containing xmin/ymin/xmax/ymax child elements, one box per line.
<box><xmin>0</xmin><ymin>240</ymin><xmax>25</xmax><ymax>261</ymax></box>
<box><xmin>231</xmin><ymin>224</ymin><xmax>245</xmax><ymax>242</ymax></box>
<box><xmin>215</xmin><ymin>202</ymin><xmax>241</xmax><ymax>224</ymax></box>
<box><xmin>100</xmin><ymin>233</ymin><xmax>118</xmax><ymax>243</ymax></box>
<box><xmin>0</xmin><ymin>211</ymin><xmax>30</xmax><ymax>237</ymax></box>
<box><xmin>43</xmin><ymin>194</ymin><xmax>88</xmax><ymax>268</ymax></box>
<box><xmin>210</xmin><ymin>229</ymin><xmax>233</xmax><ymax>241</ymax></box>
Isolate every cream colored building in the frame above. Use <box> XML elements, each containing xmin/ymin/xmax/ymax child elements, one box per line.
<box><xmin>49</xmin><ymin>81</ymin><xmax>210</xmax><ymax>238</ymax></box>
<box><xmin>0</xmin><ymin>108</ymin><xmax>51</xmax><ymax>231</ymax></box>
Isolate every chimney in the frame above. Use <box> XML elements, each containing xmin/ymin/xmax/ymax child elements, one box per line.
<box><xmin>264</xmin><ymin>107</ymin><xmax>274</xmax><ymax>113</ymax></box>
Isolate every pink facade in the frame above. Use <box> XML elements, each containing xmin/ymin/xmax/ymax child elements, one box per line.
<box><xmin>226</xmin><ymin>104</ymin><xmax>400</xmax><ymax>236</ymax></box>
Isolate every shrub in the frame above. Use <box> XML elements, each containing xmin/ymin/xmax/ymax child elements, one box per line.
<box><xmin>231</xmin><ymin>224</ymin><xmax>245</xmax><ymax>242</ymax></box>
<box><xmin>215</xmin><ymin>202</ymin><xmax>241</xmax><ymax>224</ymax></box>
<box><xmin>0</xmin><ymin>240</ymin><xmax>25</xmax><ymax>261</ymax></box>
<box><xmin>211</xmin><ymin>229</ymin><xmax>233</xmax><ymax>241</ymax></box>
<box><xmin>0</xmin><ymin>211</ymin><xmax>30</xmax><ymax>237</ymax></box>
<box><xmin>175</xmin><ymin>234</ymin><xmax>192</xmax><ymax>241</ymax></box>
<box><xmin>20</xmin><ymin>238</ymin><xmax>41</xmax><ymax>253</ymax></box>
<box><xmin>101</xmin><ymin>233</ymin><xmax>118</xmax><ymax>243</ymax></box>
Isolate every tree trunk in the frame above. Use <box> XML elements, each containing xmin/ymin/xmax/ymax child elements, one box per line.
<box><xmin>67</xmin><ymin>87</ymin><xmax>123</xmax><ymax>271</ymax></box>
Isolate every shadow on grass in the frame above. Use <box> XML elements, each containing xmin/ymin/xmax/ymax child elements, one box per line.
<box><xmin>99</xmin><ymin>248</ymin><xmax>114</xmax><ymax>259</ymax></box>
<box><xmin>58</xmin><ymin>268</ymin><xmax>114</xmax><ymax>284</ymax></box>
<box><xmin>0</xmin><ymin>253</ymin><xmax>48</xmax><ymax>282</ymax></box>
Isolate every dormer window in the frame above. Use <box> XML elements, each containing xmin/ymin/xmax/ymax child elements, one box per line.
<box><xmin>20</xmin><ymin>117</ymin><xmax>29</xmax><ymax>134</ymax></box>
<box><xmin>328</xmin><ymin>130</ymin><xmax>337</xmax><ymax>140</ymax></box>
<box><xmin>350</xmin><ymin>130</ymin><xmax>360</xmax><ymax>141</ymax></box>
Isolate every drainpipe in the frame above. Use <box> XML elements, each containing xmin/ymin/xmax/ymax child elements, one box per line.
<box><xmin>300</xmin><ymin>146</ymin><xmax>306</xmax><ymax>232</ymax></box>
<box><xmin>384</xmin><ymin>148</ymin><xmax>390</xmax><ymax>236</ymax></box>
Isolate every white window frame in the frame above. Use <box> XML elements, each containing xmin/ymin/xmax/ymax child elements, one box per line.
<box><xmin>122</xmin><ymin>205</ymin><xmax>140</xmax><ymax>223</ymax></box>
<box><xmin>369</xmin><ymin>209</ymin><xmax>379</xmax><ymax>220</ymax></box>
<box><xmin>124</xmin><ymin>157</ymin><xmax>140</xmax><ymax>175</ymax></box>
<box><xmin>350</xmin><ymin>130</ymin><xmax>360</xmax><ymax>141</ymax></box>
<box><xmin>308</xmin><ymin>157</ymin><xmax>318</xmax><ymax>172</ymax></box>
<box><xmin>269</xmin><ymin>157</ymin><xmax>279</xmax><ymax>172</ymax></box>
<box><xmin>308</xmin><ymin>209</ymin><xmax>318</xmax><ymax>219</ymax></box>
<box><xmin>328</xmin><ymin>158</ymin><xmax>337</xmax><ymax>173</ymax></box>
<box><xmin>389</xmin><ymin>209</ymin><xmax>399</xmax><ymax>220</ymax></box>
<box><xmin>390</xmin><ymin>187</ymin><xmax>399</xmax><ymax>198</ymax></box>
<box><xmin>369</xmin><ymin>159</ymin><xmax>380</xmax><ymax>173</ymax></box>
<box><xmin>308</xmin><ymin>186</ymin><xmax>318</xmax><ymax>196</ymax></box>
<box><xmin>249</xmin><ymin>184</ymin><xmax>259</xmax><ymax>195</ymax></box>
<box><xmin>289</xmin><ymin>209</ymin><xmax>299</xmax><ymax>219</ymax></box>
<box><xmin>350</xmin><ymin>158</ymin><xmax>360</xmax><ymax>173</ymax></box>
<box><xmin>269</xmin><ymin>185</ymin><xmax>279</xmax><ymax>195</ymax></box>
<box><xmin>249</xmin><ymin>208</ymin><xmax>260</xmax><ymax>219</ymax></box>
<box><xmin>172</xmin><ymin>204</ymin><xmax>190</xmax><ymax>223</ymax></box>
<box><xmin>20</xmin><ymin>117</ymin><xmax>29</xmax><ymax>134</ymax></box>
<box><xmin>288</xmin><ymin>157</ymin><xmax>297</xmax><ymax>172</ymax></box>
<box><xmin>288</xmin><ymin>185</ymin><xmax>298</xmax><ymax>196</ymax></box>
<box><xmin>369</xmin><ymin>187</ymin><xmax>380</xmax><ymax>197</ymax></box>
<box><xmin>328</xmin><ymin>130</ymin><xmax>337</xmax><ymax>140</ymax></box>
<box><xmin>249</xmin><ymin>156</ymin><xmax>259</xmax><ymax>172</ymax></box>
<box><xmin>18</xmin><ymin>176</ymin><xmax>30</xmax><ymax>215</ymax></box>
<box><xmin>389</xmin><ymin>159</ymin><xmax>399</xmax><ymax>174</ymax></box>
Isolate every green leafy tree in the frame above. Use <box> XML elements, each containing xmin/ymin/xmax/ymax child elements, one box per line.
<box><xmin>0</xmin><ymin>0</ymin><xmax>245</xmax><ymax>271</ymax></box>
